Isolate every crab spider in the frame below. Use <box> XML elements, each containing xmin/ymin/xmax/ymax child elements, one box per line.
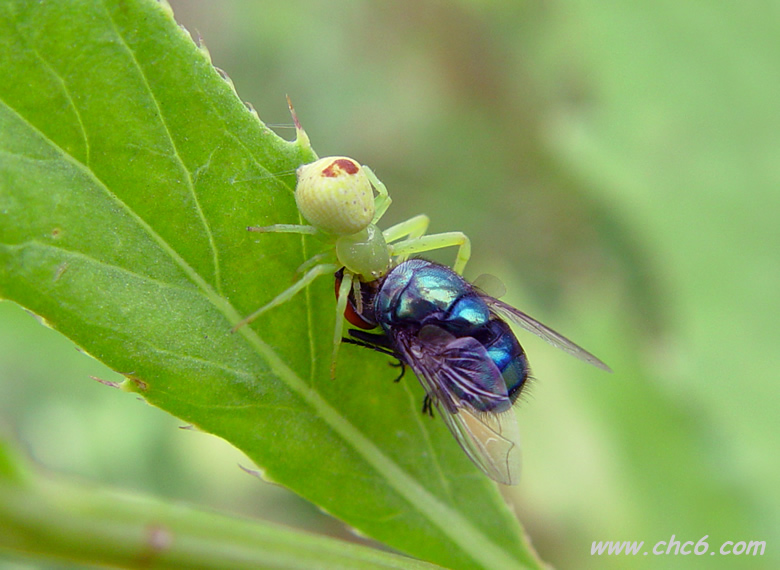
<box><xmin>233</xmin><ymin>105</ymin><xmax>471</xmax><ymax>375</ymax></box>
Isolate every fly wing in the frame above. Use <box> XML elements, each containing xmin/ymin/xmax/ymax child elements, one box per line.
<box><xmin>484</xmin><ymin>297</ymin><xmax>612</xmax><ymax>372</ymax></box>
<box><xmin>447</xmin><ymin>405</ymin><xmax>522</xmax><ymax>485</ymax></box>
<box><xmin>394</xmin><ymin>326</ymin><xmax>522</xmax><ymax>485</ymax></box>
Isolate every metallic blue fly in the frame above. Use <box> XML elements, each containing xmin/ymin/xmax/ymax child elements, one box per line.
<box><xmin>338</xmin><ymin>258</ymin><xmax>611</xmax><ymax>485</ymax></box>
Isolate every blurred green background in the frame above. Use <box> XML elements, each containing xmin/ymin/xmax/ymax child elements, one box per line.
<box><xmin>1</xmin><ymin>1</ymin><xmax>777</xmax><ymax>568</ymax></box>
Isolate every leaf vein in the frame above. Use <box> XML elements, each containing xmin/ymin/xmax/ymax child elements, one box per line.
<box><xmin>4</xmin><ymin>239</ymin><xmax>197</xmax><ymax>295</ymax></box>
<box><xmin>100</xmin><ymin>0</ymin><xmax>223</xmax><ymax>296</ymax></box>
<box><xmin>30</xmin><ymin>47</ymin><xmax>91</xmax><ymax>165</ymax></box>
<box><xmin>399</xmin><ymin>378</ymin><xmax>455</xmax><ymax>502</ymax></box>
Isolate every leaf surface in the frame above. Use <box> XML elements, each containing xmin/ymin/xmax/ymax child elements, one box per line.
<box><xmin>0</xmin><ymin>1</ymin><xmax>539</xmax><ymax>568</ymax></box>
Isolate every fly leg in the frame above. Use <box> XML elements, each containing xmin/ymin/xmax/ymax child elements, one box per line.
<box><xmin>388</xmin><ymin>360</ymin><xmax>407</xmax><ymax>383</ymax></box>
<box><xmin>422</xmin><ymin>395</ymin><xmax>436</xmax><ymax>418</ymax></box>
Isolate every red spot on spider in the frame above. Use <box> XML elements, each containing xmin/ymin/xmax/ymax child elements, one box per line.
<box><xmin>322</xmin><ymin>158</ymin><xmax>359</xmax><ymax>177</ymax></box>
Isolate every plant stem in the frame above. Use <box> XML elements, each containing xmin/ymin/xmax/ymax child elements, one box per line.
<box><xmin>0</xmin><ymin>438</ymin><xmax>440</xmax><ymax>569</ymax></box>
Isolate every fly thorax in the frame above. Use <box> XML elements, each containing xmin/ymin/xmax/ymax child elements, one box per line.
<box><xmin>335</xmin><ymin>224</ymin><xmax>390</xmax><ymax>279</ymax></box>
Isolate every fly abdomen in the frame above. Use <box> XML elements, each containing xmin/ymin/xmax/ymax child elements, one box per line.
<box><xmin>480</xmin><ymin>320</ymin><xmax>529</xmax><ymax>403</ymax></box>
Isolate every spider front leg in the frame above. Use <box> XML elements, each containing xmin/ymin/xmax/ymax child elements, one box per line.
<box><xmin>247</xmin><ymin>224</ymin><xmax>319</xmax><ymax>235</ymax></box>
<box><xmin>248</xmin><ymin>226</ymin><xmax>334</xmax><ymax>275</ymax></box>
<box><xmin>381</xmin><ymin>214</ymin><xmax>430</xmax><ymax>267</ymax></box>
<box><xmin>331</xmin><ymin>269</ymin><xmax>354</xmax><ymax>378</ymax></box>
<box><xmin>363</xmin><ymin>166</ymin><xmax>392</xmax><ymax>225</ymax></box>
<box><xmin>382</xmin><ymin>214</ymin><xmax>430</xmax><ymax>243</ymax></box>
<box><xmin>389</xmin><ymin>230</ymin><xmax>472</xmax><ymax>275</ymax></box>
<box><xmin>232</xmin><ymin>262</ymin><xmax>338</xmax><ymax>332</ymax></box>
<box><xmin>296</xmin><ymin>251</ymin><xmax>331</xmax><ymax>275</ymax></box>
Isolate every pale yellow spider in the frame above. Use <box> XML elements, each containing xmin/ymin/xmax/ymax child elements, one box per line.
<box><xmin>233</xmin><ymin>102</ymin><xmax>471</xmax><ymax>374</ymax></box>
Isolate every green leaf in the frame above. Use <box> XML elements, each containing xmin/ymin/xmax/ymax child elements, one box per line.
<box><xmin>0</xmin><ymin>1</ymin><xmax>540</xmax><ymax>568</ymax></box>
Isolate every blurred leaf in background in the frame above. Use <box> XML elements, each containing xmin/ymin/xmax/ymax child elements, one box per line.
<box><xmin>1</xmin><ymin>0</ymin><xmax>777</xmax><ymax>568</ymax></box>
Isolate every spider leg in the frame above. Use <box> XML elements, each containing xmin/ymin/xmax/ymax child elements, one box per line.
<box><xmin>232</xmin><ymin>263</ymin><xmax>338</xmax><ymax>332</ymax></box>
<box><xmin>390</xmin><ymin>231</ymin><xmax>472</xmax><ymax>275</ymax></box>
<box><xmin>331</xmin><ymin>270</ymin><xmax>354</xmax><ymax>378</ymax></box>
<box><xmin>382</xmin><ymin>214</ymin><xmax>430</xmax><ymax>243</ymax></box>
<box><xmin>363</xmin><ymin>166</ymin><xmax>392</xmax><ymax>225</ymax></box>
<box><xmin>247</xmin><ymin>224</ymin><xmax>318</xmax><ymax>234</ymax></box>
<box><xmin>296</xmin><ymin>251</ymin><xmax>331</xmax><ymax>274</ymax></box>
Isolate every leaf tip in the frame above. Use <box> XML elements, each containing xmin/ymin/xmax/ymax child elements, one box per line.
<box><xmin>286</xmin><ymin>95</ymin><xmax>314</xmax><ymax>155</ymax></box>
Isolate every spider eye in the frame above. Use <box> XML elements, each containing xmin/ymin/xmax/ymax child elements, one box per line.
<box><xmin>295</xmin><ymin>157</ymin><xmax>374</xmax><ymax>236</ymax></box>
